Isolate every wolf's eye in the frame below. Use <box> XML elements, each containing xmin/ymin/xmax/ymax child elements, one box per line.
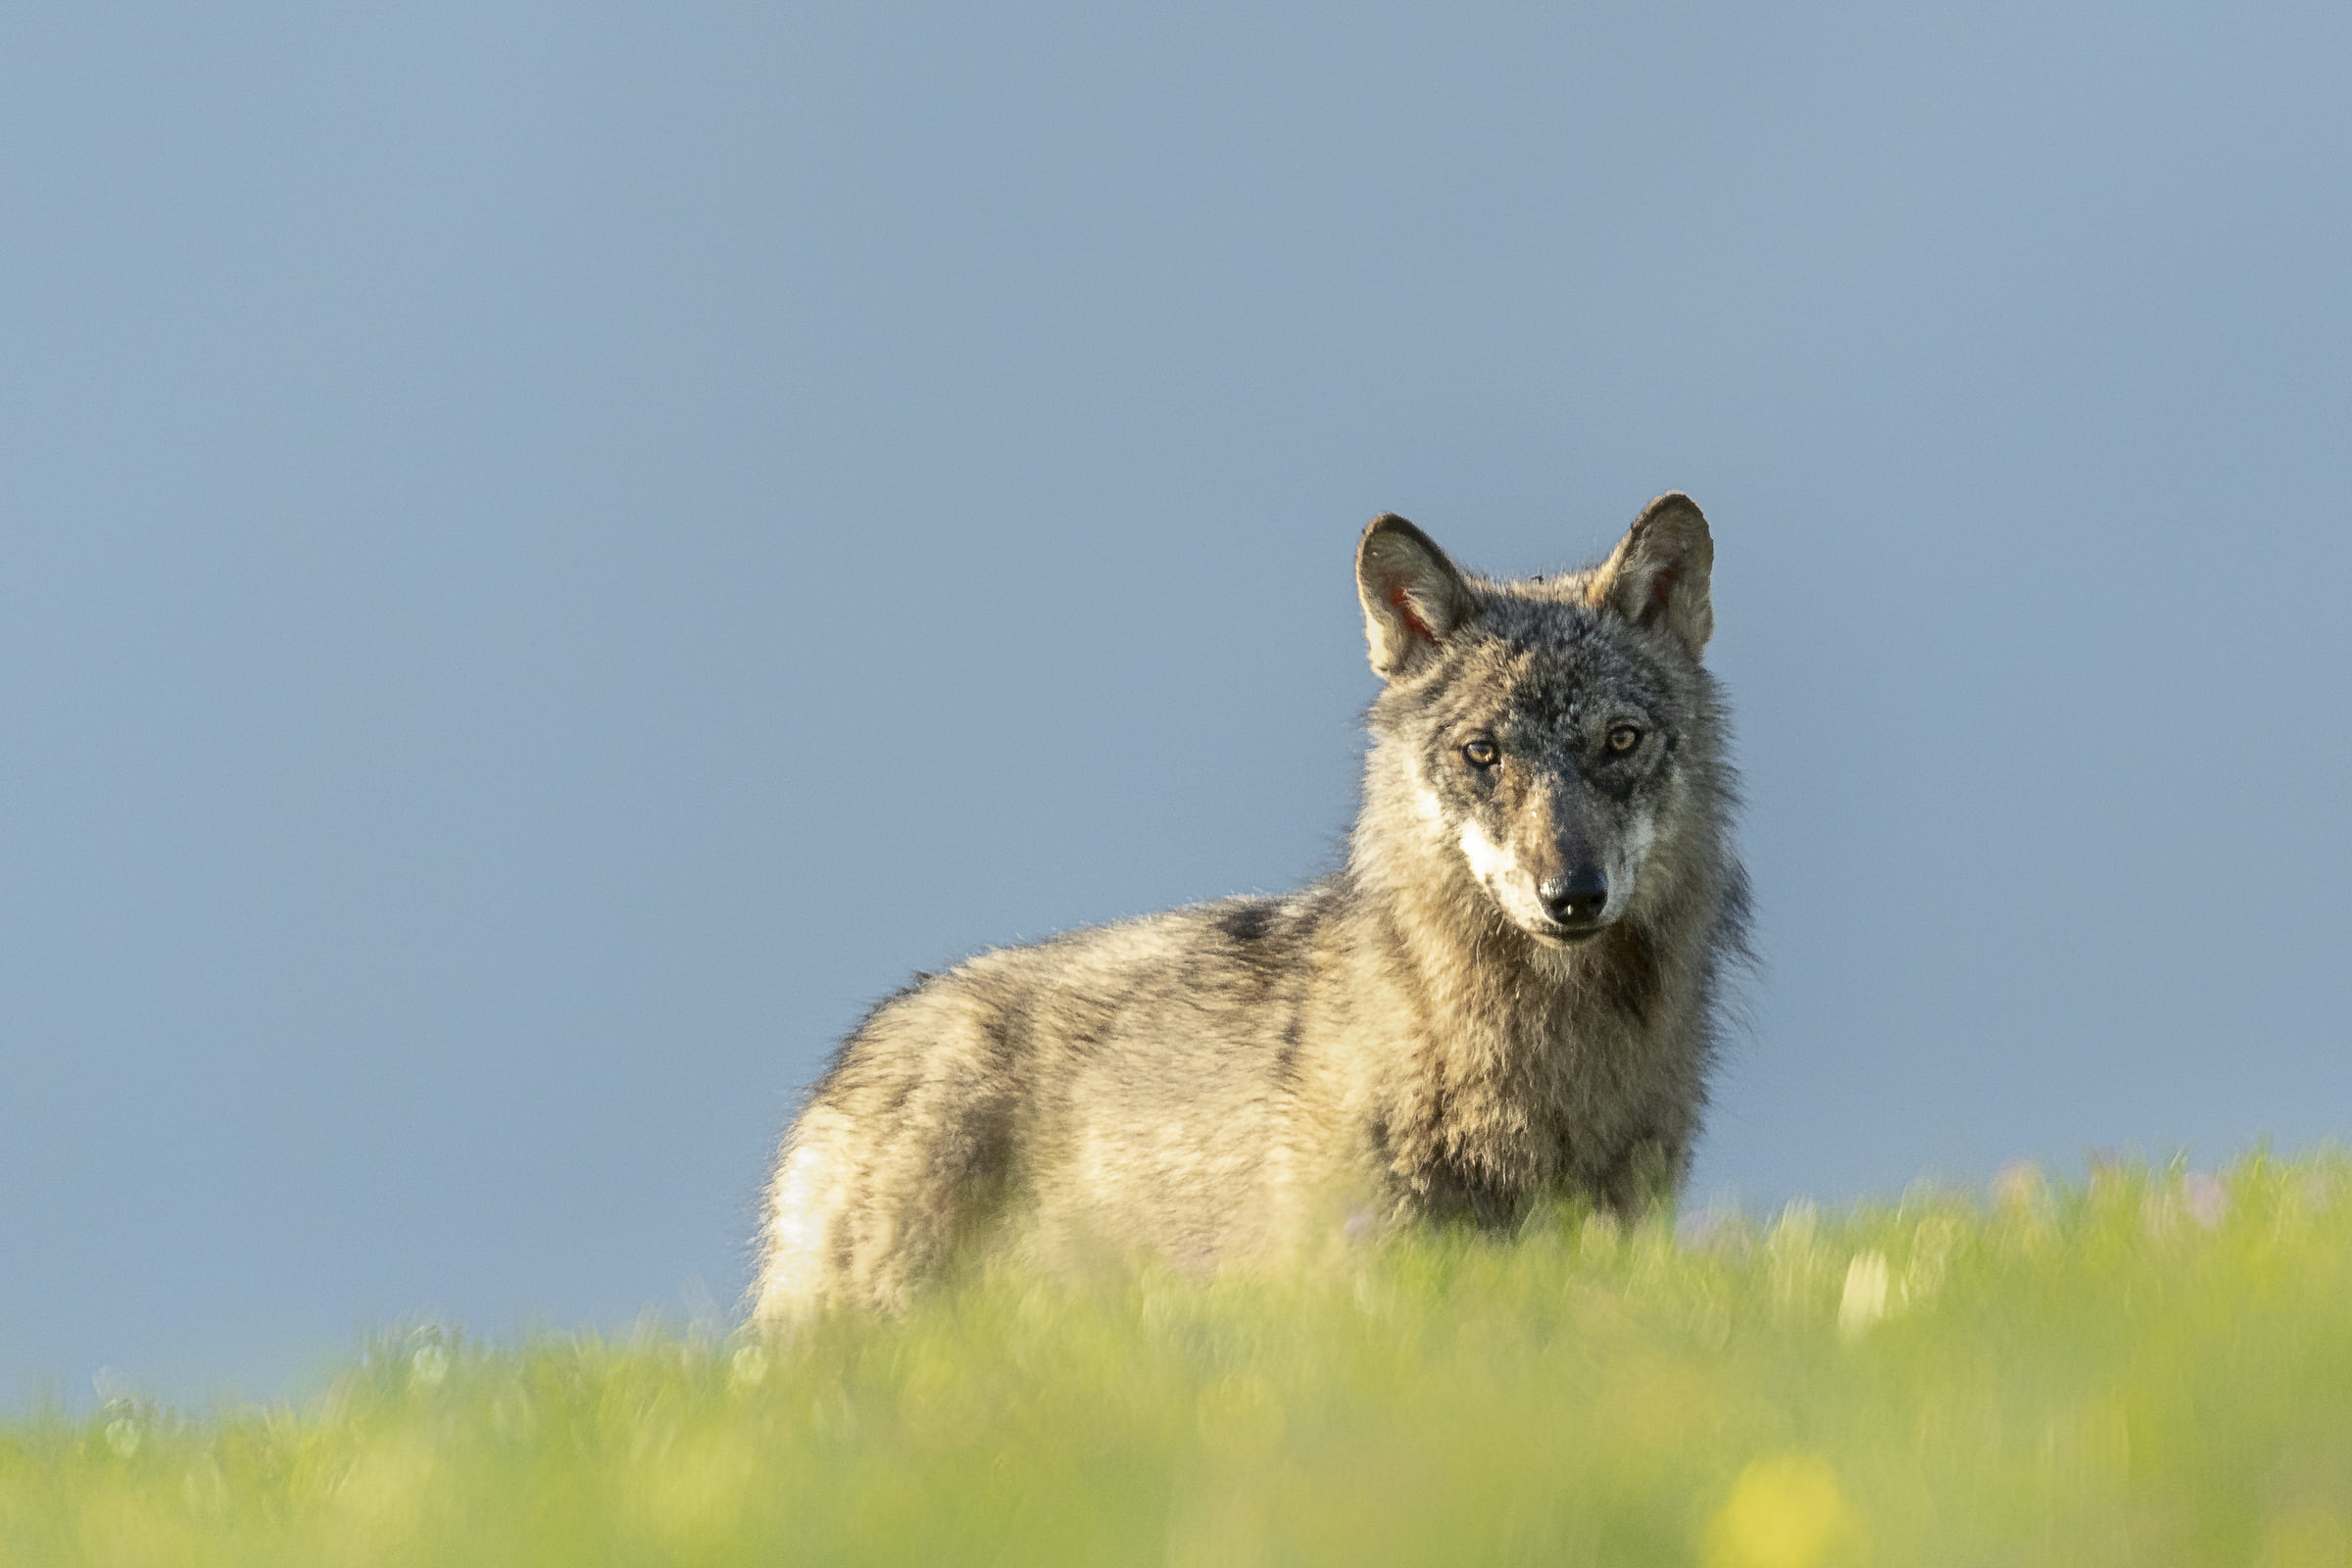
<box><xmin>1607</xmin><ymin>726</ymin><xmax>1642</xmax><ymax>755</ymax></box>
<box><xmin>1461</xmin><ymin>739</ymin><xmax>1498</xmax><ymax>767</ymax></box>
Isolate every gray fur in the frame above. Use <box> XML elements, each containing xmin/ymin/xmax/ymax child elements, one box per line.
<box><xmin>752</xmin><ymin>493</ymin><xmax>1749</xmax><ymax>1320</ymax></box>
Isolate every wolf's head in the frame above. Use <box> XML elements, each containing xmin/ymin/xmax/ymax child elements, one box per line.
<box><xmin>1353</xmin><ymin>495</ymin><xmax>1725</xmax><ymax>951</ymax></box>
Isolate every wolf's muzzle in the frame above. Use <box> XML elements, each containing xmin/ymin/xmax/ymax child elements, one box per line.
<box><xmin>1539</xmin><ymin>867</ymin><xmax>1608</xmax><ymax>928</ymax></box>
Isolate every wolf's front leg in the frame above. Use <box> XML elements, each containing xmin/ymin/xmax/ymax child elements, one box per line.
<box><xmin>1595</xmin><ymin>1132</ymin><xmax>1689</xmax><ymax>1224</ymax></box>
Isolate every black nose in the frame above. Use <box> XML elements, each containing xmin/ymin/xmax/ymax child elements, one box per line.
<box><xmin>1540</xmin><ymin>867</ymin><xmax>1608</xmax><ymax>926</ymax></box>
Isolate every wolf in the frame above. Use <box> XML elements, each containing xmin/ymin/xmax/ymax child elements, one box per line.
<box><xmin>752</xmin><ymin>494</ymin><xmax>1749</xmax><ymax>1320</ymax></box>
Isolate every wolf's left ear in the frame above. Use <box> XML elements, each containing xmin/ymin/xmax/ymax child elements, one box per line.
<box><xmin>1592</xmin><ymin>493</ymin><xmax>1714</xmax><ymax>657</ymax></box>
<box><xmin>1356</xmin><ymin>514</ymin><xmax>1477</xmax><ymax>678</ymax></box>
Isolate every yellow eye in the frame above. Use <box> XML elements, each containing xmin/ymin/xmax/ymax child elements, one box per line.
<box><xmin>1462</xmin><ymin>739</ymin><xmax>1498</xmax><ymax>767</ymax></box>
<box><xmin>1607</xmin><ymin>726</ymin><xmax>1642</xmax><ymax>755</ymax></box>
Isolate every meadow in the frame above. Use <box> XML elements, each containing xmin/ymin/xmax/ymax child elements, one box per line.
<box><xmin>8</xmin><ymin>1152</ymin><xmax>2350</xmax><ymax>1567</ymax></box>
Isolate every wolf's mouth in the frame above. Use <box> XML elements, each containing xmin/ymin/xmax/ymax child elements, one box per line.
<box><xmin>1528</xmin><ymin>921</ymin><xmax>1603</xmax><ymax>948</ymax></box>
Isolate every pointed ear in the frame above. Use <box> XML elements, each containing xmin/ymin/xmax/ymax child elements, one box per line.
<box><xmin>1592</xmin><ymin>492</ymin><xmax>1714</xmax><ymax>656</ymax></box>
<box><xmin>1356</xmin><ymin>514</ymin><xmax>1476</xmax><ymax>678</ymax></box>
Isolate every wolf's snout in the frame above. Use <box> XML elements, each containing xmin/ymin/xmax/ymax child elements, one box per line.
<box><xmin>1539</xmin><ymin>867</ymin><xmax>1608</xmax><ymax>926</ymax></box>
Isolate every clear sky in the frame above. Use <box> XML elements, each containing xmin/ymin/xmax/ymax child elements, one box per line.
<box><xmin>6</xmin><ymin>3</ymin><xmax>2348</xmax><ymax>1406</ymax></box>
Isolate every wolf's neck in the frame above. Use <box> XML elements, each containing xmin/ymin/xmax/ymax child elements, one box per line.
<box><xmin>1348</xmin><ymin>813</ymin><xmax>1581</xmax><ymax>1039</ymax></box>
<box><xmin>1337</xmin><ymin>805</ymin><xmax>1684</xmax><ymax>1200</ymax></box>
<box><xmin>1346</xmin><ymin>754</ymin><xmax>1695</xmax><ymax>1047</ymax></box>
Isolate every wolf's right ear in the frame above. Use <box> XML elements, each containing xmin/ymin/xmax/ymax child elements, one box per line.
<box><xmin>1356</xmin><ymin>514</ymin><xmax>1476</xmax><ymax>679</ymax></box>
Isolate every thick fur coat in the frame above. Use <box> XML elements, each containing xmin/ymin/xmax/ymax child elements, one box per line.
<box><xmin>753</xmin><ymin>494</ymin><xmax>1749</xmax><ymax>1319</ymax></box>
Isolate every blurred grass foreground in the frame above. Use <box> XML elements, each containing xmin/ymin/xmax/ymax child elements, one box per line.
<box><xmin>10</xmin><ymin>1153</ymin><xmax>2352</xmax><ymax>1567</ymax></box>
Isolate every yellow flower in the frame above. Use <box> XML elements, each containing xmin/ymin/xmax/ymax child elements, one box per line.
<box><xmin>1705</xmin><ymin>1454</ymin><xmax>1867</xmax><ymax>1568</ymax></box>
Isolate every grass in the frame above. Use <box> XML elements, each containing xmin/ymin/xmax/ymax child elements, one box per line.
<box><xmin>9</xmin><ymin>1152</ymin><xmax>2352</xmax><ymax>1566</ymax></box>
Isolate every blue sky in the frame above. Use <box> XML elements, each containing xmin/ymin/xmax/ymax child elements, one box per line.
<box><xmin>5</xmin><ymin>2</ymin><xmax>2348</xmax><ymax>1404</ymax></box>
